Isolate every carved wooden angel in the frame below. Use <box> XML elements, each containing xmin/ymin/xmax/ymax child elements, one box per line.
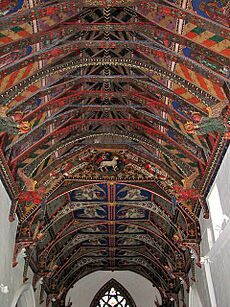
<box><xmin>184</xmin><ymin>100</ymin><xmax>229</xmax><ymax>136</ymax></box>
<box><xmin>0</xmin><ymin>106</ymin><xmax>31</xmax><ymax>135</ymax></box>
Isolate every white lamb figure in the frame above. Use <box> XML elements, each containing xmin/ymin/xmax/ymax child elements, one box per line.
<box><xmin>98</xmin><ymin>156</ymin><xmax>119</xmax><ymax>172</ymax></box>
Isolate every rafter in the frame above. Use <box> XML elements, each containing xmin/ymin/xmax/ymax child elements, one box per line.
<box><xmin>0</xmin><ymin>1</ymin><xmax>228</xmax><ymax>303</ymax></box>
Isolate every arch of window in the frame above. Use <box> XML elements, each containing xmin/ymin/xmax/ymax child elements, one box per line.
<box><xmin>90</xmin><ymin>278</ymin><xmax>137</xmax><ymax>307</ymax></box>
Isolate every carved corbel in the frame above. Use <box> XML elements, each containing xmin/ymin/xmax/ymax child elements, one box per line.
<box><xmin>40</xmin><ymin>284</ymin><xmax>45</xmax><ymax>304</ymax></box>
<box><xmin>199</xmin><ymin>197</ymin><xmax>209</xmax><ymax>219</ymax></box>
<box><xmin>12</xmin><ymin>240</ymin><xmax>33</xmax><ymax>267</ymax></box>
<box><xmin>174</xmin><ymin>272</ymin><xmax>190</xmax><ymax>292</ymax></box>
<box><xmin>184</xmin><ymin>242</ymin><xmax>201</xmax><ymax>267</ymax></box>
<box><xmin>32</xmin><ymin>273</ymin><xmax>41</xmax><ymax>290</ymax></box>
<box><xmin>23</xmin><ymin>255</ymin><xmax>30</xmax><ymax>282</ymax></box>
<box><xmin>9</xmin><ymin>199</ymin><xmax>18</xmax><ymax>222</ymax></box>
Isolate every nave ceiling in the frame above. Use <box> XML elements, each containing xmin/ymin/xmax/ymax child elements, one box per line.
<box><xmin>0</xmin><ymin>0</ymin><xmax>229</xmax><ymax>306</ymax></box>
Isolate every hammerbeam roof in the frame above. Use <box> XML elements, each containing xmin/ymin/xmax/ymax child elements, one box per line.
<box><xmin>0</xmin><ymin>0</ymin><xmax>229</xmax><ymax>305</ymax></box>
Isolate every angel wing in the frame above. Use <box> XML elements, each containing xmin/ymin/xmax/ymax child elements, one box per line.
<box><xmin>93</xmin><ymin>184</ymin><xmax>106</xmax><ymax>194</ymax></box>
<box><xmin>181</xmin><ymin>169</ymin><xmax>199</xmax><ymax>189</ymax></box>
<box><xmin>97</xmin><ymin>206</ymin><xmax>107</xmax><ymax>213</ymax></box>
<box><xmin>207</xmin><ymin>100</ymin><xmax>228</xmax><ymax>118</ymax></box>
<box><xmin>18</xmin><ymin>168</ymin><xmax>37</xmax><ymax>191</ymax></box>
<box><xmin>117</xmin><ymin>186</ymin><xmax>129</xmax><ymax>195</ymax></box>
<box><xmin>0</xmin><ymin>106</ymin><xmax>8</xmax><ymax>117</ymax></box>
<box><xmin>32</xmin><ymin>221</ymin><xmax>41</xmax><ymax>241</ymax></box>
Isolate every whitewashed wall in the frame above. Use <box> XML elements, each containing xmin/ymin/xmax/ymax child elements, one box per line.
<box><xmin>191</xmin><ymin>147</ymin><xmax>230</xmax><ymax>307</ymax></box>
<box><xmin>0</xmin><ymin>180</ymin><xmax>47</xmax><ymax>307</ymax></box>
<box><xmin>0</xmin><ymin>179</ymin><xmax>25</xmax><ymax>307</ymax></box>
<box><xmin>65</xmin><ymin>271</ymin><xmax>162</xmax><ymax>307</ymax></box>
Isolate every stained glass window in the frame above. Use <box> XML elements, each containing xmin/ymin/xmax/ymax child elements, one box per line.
<box><xmin>90</xmin><ymin>279</ymin><xmax>136</xmax><ymax>307</ymax></box>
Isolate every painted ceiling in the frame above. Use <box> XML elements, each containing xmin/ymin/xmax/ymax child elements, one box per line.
<box><xmin>0</xmin><ymin>0</ymin><xmax>229</xmax><ymax>306</ymax></box>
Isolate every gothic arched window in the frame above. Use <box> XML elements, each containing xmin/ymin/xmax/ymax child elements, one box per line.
<box><xmin>90</xmin><ymin>279</ymin><xmax>137</xmax><ymax>307</ymax></box>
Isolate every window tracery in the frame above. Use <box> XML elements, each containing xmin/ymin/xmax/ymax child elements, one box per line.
<box><xmin>90</xmin><ymin>279</ymin><xmax>136</xmax><ymax>307</ymax></box>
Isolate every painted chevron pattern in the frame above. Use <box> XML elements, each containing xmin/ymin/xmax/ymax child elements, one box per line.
<box><xmin>175</xmin><ymin>64</ymin><xmax>227</xmax><ymax>100</ymax></box>
<box><xmin>0</xmin><ymin>63</ymin><xmax>38</xmax><ymax>93</ymax></box>
<box><xmin>183</xmin><ymin>23</ymin><xmax>230</xmax><ymax>56</ymax></box>
<box><xmin>0</xmin><ymin>24</ymin><xmax>33</xmax><ymax>45</ymax></box>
